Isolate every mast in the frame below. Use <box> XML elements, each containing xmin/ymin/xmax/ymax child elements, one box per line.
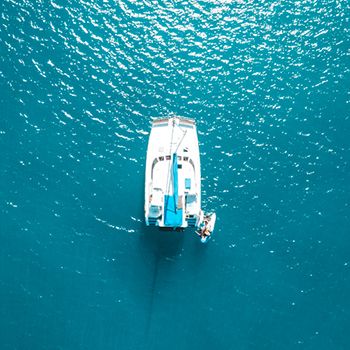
<box><xmin>172</xmin><ymin>152</ymin><xmax>178</xmax><ymax>213</ymax></box>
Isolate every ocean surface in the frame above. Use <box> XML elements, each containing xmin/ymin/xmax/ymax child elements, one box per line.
<box><xmin>1</xmin><ymin>0</ymin><xmax>349</xmax><ymax>349</ymax></box>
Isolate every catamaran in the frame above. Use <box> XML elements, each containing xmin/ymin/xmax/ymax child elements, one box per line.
<box><xmin>144</xmin><ymin>117</ymin><xmax>202</xmax><ymax>229</ymax></box>
<box><xmin>144</xmin><ymin>116</ymin><xmax>216</xmax><ymax>241</ymax></box>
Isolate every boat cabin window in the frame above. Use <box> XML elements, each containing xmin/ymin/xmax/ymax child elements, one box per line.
<box><xmin>184</xmin><ymin>156</ymin><xmax>189</xmax><ymax>161</ymax></box>
<box><xmin>178</xmin><ymin>164</ymin><xmax>182</xmax><ymax>169</ymax></box>
<box><xmin>166</xmin><ymin>155</ymin><xmax>171</xmax><ymax>160</ymax></box>
<box><xmin>159</xmin><ymin>156</ymin><xmax>164</xmax><ymax>161</ymax></box>
<box><xmin>178</xmin><ymin>156</ymin><xmax>182</xmax><ymax>160</ymax></box>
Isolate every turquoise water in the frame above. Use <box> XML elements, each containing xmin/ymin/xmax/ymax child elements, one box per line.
<box><xmin>1</xmin><ymin>0</ymin><xmax>349</xmax><ymax>349</ymax></box>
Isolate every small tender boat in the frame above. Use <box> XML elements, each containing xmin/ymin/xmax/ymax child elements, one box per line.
<box><xmin>144</xmin><ymin>117</ymin><xmax>202</xmax><ymax>229</ymax></box>
<box><xmin>198</xmin><ymin>212</ymin><xmax>216</xmax><ymax>243</ymax></box>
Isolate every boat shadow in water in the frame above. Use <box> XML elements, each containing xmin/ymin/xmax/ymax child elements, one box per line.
<box><xmin>139</xmin><ymin>226</ymin><xmax>185</xmax><ymax>260</ymax></box>
<box><xmin>138</xmin><ymin>226</ymin><xmax>185</xmax><ymax>341</ymax></box>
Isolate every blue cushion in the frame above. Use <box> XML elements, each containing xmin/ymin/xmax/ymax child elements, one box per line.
<box><xmin>164</xmin><ymin>195</ymin><xmax>183</xmax><ymax>227</ymax></box>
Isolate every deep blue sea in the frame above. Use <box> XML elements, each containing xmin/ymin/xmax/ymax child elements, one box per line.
<box><xmin>1</xmin><ymin>0</ymin><xmax>349</xmax><ymax>349</ymax></box>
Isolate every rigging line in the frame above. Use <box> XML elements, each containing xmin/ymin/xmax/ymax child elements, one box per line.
<box><xmin>174</xmin><ymin>128</ymin><xmax>187</xmax><ymax>154</ymax></box>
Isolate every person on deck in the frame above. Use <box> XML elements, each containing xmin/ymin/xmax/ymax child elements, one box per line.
<box><xmin>197</xmin><ymin>217</ymin><xmax>211</xmax><ymax>239</ymax></box>
<box><xmin>202</xmin><ymin>226</ymin><xmax>211</xmax><ymax>238</ymax></box>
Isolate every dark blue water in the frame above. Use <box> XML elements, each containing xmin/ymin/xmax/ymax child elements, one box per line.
<box><xmin>1</xmin><ymin>0</ymin><xmax>349</xmax><ymax>349</ymax></box>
